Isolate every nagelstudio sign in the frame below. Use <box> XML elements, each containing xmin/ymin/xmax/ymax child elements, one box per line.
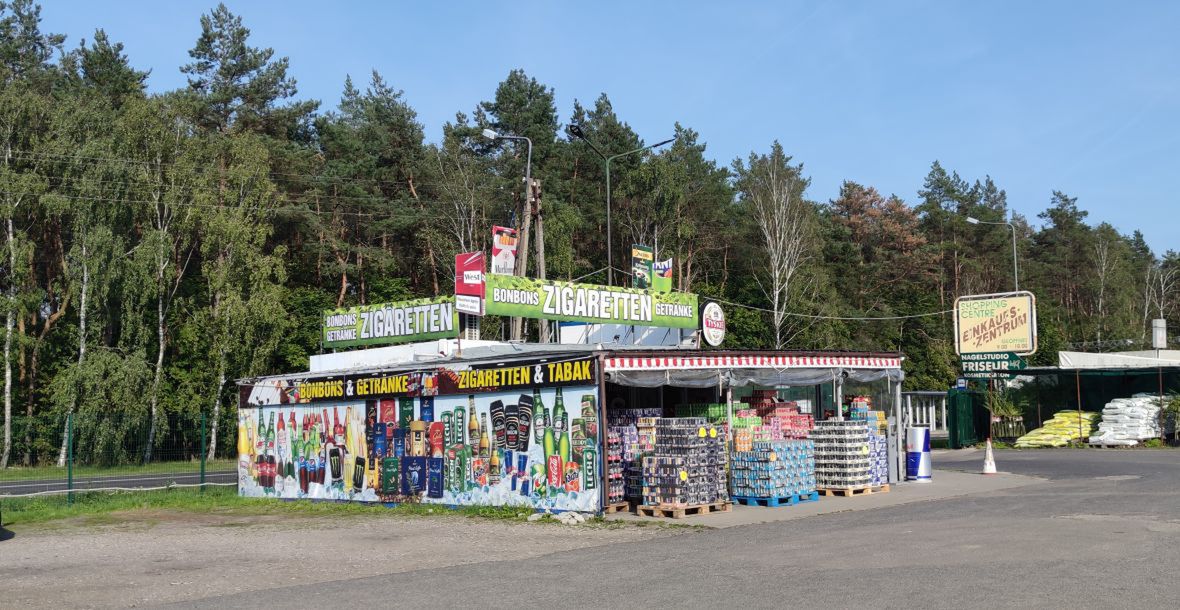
<box><xmin>323</xmin><ymin>297</ymin><xmax>459</xmax><ymax>348</ymax></box>
<box><xmin>485</xmin><ymin>275</ymin><xmax>698</xmax><ymax>328</ymax></box>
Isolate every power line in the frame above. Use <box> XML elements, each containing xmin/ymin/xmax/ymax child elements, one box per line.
<box><xmin>0</xmin><ymin>189</ymin><xmax>463</xmax><ymax>222</ymax></box>
<box><xmin>6</xmin><ymin>148</ymin><xmax>488</xmax><ymax>193</ymax></box>
<box><xmin>608</xmin><ymin>267</ymin><xmax>953</xmax><ymax>322</ymax></box>
<box><xmin>17</xmin><ymin>171</ymin><xmax>459</xmax><ymax>208</ymax></box>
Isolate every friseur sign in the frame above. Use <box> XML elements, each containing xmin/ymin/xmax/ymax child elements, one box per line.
<box><xmin>960</xmin><ymin>351</ymin><xmax>1027</xmax><ymax>378</ymax></box>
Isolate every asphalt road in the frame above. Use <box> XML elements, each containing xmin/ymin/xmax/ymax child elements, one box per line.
<box><xmin>167</xmin><ymin>449</ymin><xmax>1180</xmax><ymax>609</ymax></box>
<box><xmin>0</xmin><ymin>470</ymin><xmax>237</xmax><ymax>495</ymax></box>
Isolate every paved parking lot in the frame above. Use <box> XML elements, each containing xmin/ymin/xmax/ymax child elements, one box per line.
<box><xmin>4</xmin><ymin>449</ymin><xmax>1178</xmax><ymax>609</ymax></box>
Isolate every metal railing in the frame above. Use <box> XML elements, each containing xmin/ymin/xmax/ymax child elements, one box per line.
<box><xmin>902</xmin><ymin>391</ymin><xmax>948</xmax><ymax>436</ymax></box>
<box><xmin>0</xmin><ymin>411</ymin><xmax>236</xmax><ymax>503</ymax></box>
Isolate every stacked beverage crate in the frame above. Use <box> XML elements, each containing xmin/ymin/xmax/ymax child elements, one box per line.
<box><xmin>642</xmin><ymin>418</ymin><xmax>725</xmax><ymax>506</ymax></box>
<box><xmin>730</xmin><ymin>440</ymin><xmax>816</xmax><ymax>498</ymax></box>
<box><xmin>812</xmin><ymin>420</ymin><xmax>871</xmax><ymax>490</ymax></box>
<box><xmin>606</xmin><ymin>409</ymin><xmax>658</xmax><ymax>501</ymax></box>
<box><xmin>606</xmin><ymin>429</ymin><xmax>626</xmax><ymax>504</ymax></box>
<box><xmin>626</xmin><ymin>418</ymin><xmax>659</xmax><ymax>500</ymax></box>
<box><xmin>706</xmin><ymin>422</ymin><xmax>728</xmax><ymax>499</ymax></box>
<box><xmin>868</xmin><ymin>428</ymin><xmax>888</xmax><ymax>487</ymax></box>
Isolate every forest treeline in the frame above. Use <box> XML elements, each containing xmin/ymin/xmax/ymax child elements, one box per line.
<box><xmin>0</xmin><ymin>2</ymin><xmax>1175</xmax><ymax>466</ymax></box>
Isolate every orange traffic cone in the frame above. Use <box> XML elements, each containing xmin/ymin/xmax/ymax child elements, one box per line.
<box><xmin>982</xmin><ymin>438</ymin><xmax>998</xmax><ymax>475</ymax></box>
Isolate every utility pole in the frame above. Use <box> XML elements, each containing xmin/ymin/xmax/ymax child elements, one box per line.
<box><xmin>532</xmin><ymin>179</ymin><xmax>549</xmax><ymax>342</ymax></box>
<box><xmin>511</xmin><ymin>177</ymin><xmax>532</xmax><ymax>341</ymax></box>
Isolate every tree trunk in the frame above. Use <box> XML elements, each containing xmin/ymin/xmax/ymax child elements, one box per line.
<box><xmin>208</xmin><ymin>354</ymin><xmax>225</xmax><ymax>458</ymax></box>
<box><xmin>57</xmin><ymin>241</ymin><xmax>87</xmax><ymax>467</ymax></box>
<box><xmin>145</xmin><ymin>280</ymin><xmax>164</xmax><ymax>463</ymax></box>
<box><xmin>1</xmin><ymin>217</ymin><xmax>13</xmax><ymax>469</ymax></box>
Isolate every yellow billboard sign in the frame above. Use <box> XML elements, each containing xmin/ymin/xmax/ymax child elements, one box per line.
<box><xmin>954</xmin><ymin>291</ymin><xmax>1037</xmax><ymax>356</ymax></box>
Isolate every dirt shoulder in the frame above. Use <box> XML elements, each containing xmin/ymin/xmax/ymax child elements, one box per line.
<box><xmin>1</xmin><ymin>508</ymin><xmax>687</xmax><ymax>609</ymax></box>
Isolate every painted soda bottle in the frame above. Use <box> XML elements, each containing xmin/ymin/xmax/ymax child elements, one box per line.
<box><xmin>479</xmin><ymin>413</ymin><xmax>491</xmax><ymax>460</ymax></box>
<box><xmin>533</xmin><ymin>390</ymin><xmax>546</xmax><ymax>445</ymax></box>
<box><xmin>542</xmin><ymin>416</ymin><xmax>556</xmax><ymax>463</ymax></box>
<box><xmin>467</xmin><ymin>396</ymin><xmax>479</xmax><ymax>448</ymax></box>
<box><xmin>489</xmin><ymin>448</ymin><xmax>501</xmax><ymax>486</ymax></box>
<box><xmin>558</xmin><ymin>428</ymin><xmax>571</xmax><ymax>465</ymax></box>
<box><xmin>275</xmin><ymin>413</ymin><xmax>287</xmax><ymax>485</ymax></box>
<box><xmin>552</xmin><ymin>388</ymin><xmax>567</xmax><ymax>436</ymax></box>
<box><xmin>333</xmin><ymin>407</ymin><xmax>345</xmax><ymax>446</ymax></box>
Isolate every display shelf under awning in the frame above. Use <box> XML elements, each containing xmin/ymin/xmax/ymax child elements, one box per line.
<box><xmin>603</xmin><ymin>350</ymin><xmax>904</xmax><ymax>388</ymax></box>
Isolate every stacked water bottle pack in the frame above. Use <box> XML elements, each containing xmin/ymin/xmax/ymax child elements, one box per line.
<box><xmin>606</xmin><ymin>429</ymin><xmax>626</xmax><ymax>504</ymax></box>
<box><xmin>812</xmin><ymin>420</ymin><xmax>872</xmax><ymax>490</ymax></box>
<box><xmin>641</xmin><ymin>418</ymin><xmax>726</xmax><ymax>507</ymax></box>
<box><xmin>868</xmin><ymin>429</ymin><xmax>889</xmax><ymax>487</ymax></box>
<box><xmin>730</xmin><ymin>440</ymin><xmax>816</xmax><ymax>498</ymax></box>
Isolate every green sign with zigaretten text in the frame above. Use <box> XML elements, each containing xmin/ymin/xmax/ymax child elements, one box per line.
<box><xmin>484</xmin><ymin>275</ymin><xmax>698</xmax><ymax>328</ymax></box>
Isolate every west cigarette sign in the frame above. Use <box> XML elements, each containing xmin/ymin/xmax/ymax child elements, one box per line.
<box><xmin>954</xmin><ymin>291</ymin><xmax>1038</xmax><ymax>356</ymax></box>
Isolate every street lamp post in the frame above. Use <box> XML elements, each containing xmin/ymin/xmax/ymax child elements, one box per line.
<box><xmin>569</xmin><ymin>124</ymin><xmax>674</xmax><ymax>286</ymax></box>
<box><xmin>966</xmin><ymin>216</ymin><xmax>1019</xmax><ymax>292</ymax></box>
<box><xmin>483</xmin><ymin>128</ymin><xmax>536</xmax><ymax>340</ymax></box>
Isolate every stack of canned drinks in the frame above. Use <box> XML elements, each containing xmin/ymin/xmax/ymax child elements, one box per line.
<box><xmin>607</xmin><ymin>407</ymin><xmax>663</xmax><ymax>426</ymax></box>
<box><xmin>812</xmin><ymin>420</ymin><xmax>872</xmax><ymax>490</ymax></box>
<box><xmin>606</xmin><ymin>428</ymin><xmax>626</xmax><ymax>503</ymax></box>
<box><xmin>641</xmin><ymin>418</ymin><xmax>726</xmax><ymax>507</ymax></box>
<box><xmin>730</xmin><ymin>440</ymin><xmax>816</xmax><ymax>498</ymax></box>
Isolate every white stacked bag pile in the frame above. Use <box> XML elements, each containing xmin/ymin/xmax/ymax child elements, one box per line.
<box><xmin>1087</xmin><ymin>394</ymin><xmax>1164</xmax><ymax>446</ymax></box>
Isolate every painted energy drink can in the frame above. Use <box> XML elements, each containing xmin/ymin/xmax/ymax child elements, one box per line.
<box><xmin>505</xmin><ymin>404</ymin><xmax>519</xmax><ymax>451</ymax></box>
<box><xmin>491</xmin><ymin>400</ymin><xmax>506</xmax><ymax>451</ymax></box>
<box><xmin>516</xmin><ymin>394</ymin><xmax>533</xmax><ymax>452</ymax></box>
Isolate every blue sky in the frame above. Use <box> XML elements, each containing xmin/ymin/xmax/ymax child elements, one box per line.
<box><xmin>38</xmin><ymin>1</ymin><xmax>1180</xmax><ymax>252</ymax></box>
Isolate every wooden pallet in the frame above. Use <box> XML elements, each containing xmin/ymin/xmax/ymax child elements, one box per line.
<box><xmin>603</xmin><ymin>501</ymin><xmax>632</xmax><ymax>514</ymax></box>
<box><xmin>733</xmin><ymin>491</ymin><xmax>820</xmax><ymax>508</ymax></box>
<box><xmin>818</xmin><ymin>484</ymin><xmax>890</xmax><ymax>497</ymax></box>
<box><xmin>635</xmin><ymin>501</ymin><xmax>731</xmax><ymax>519</ymax></box>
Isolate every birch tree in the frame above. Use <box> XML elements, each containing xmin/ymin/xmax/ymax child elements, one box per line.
<box><xmin>732</xmin><ymin>142</ymin><xmax>813</xmax><ymax>349</ymax></box>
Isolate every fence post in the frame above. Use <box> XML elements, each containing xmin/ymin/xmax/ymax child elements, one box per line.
<box><xmin>67</xmin><ymin>412</ymin><xmax>74</xmax><ymax>506</ymax></box>
<box><xmin>200</xmin><ymin>411</ymin><xmax>207</xmax><ymax>494</ymax></box>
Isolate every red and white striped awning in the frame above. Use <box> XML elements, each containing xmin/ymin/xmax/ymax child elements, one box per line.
<box><xmin>604</xmin><ymin>354</ymin><xmax>902</xmax><ymax>372</ymax></box>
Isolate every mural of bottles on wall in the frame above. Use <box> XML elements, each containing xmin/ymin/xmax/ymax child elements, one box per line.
<box><xmin>237</xmin><ymin>386</ymin><xmax>601</xmax><ymax>511</ymax></box>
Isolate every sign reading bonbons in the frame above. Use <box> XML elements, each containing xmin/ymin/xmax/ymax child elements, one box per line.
<box><xmin>323</xmin><ymin>297</ymin><xmax>459</xmax><ymax>348</ymax></box>
<box><xmin>484</xmin><ymin>275</ymin><xmax>698</xmax><ymax>328</ymax></box>
<box><xmin>954</xmin><ymin>291</ymin><xmax>1037</xmax><ymax>356</ymax></box>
